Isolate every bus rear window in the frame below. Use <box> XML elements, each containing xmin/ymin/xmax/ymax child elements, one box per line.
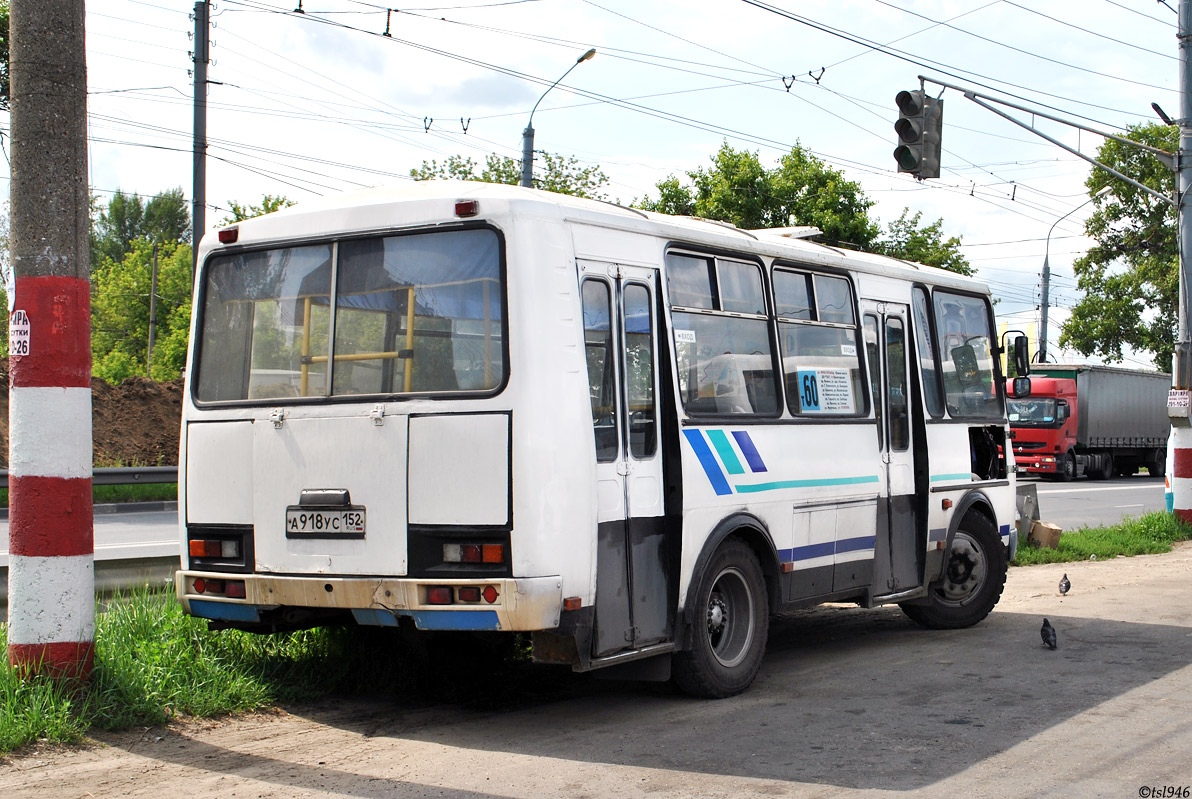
<box><xmin>195</xmin><ymin>228</ymin><xmax>505</xmax><ymax>402</ymax></box>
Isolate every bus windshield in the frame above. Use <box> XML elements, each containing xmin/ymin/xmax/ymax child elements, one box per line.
<box><xmin>195</xmin><ymin>228</ymin><xmax>505</xmax><ymax>402</ymax></box>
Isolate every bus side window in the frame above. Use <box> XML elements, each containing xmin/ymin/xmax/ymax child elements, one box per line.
<box><xmin>582</xmin><ymin>279</ymin><xmax>618</xmax><ymax>462</ymax></box>
<box><xmin>864</xmin><ymin>315</ymin><xmax>882</xmax><ymax>448</ymax></box>
<box><xmin>911</xmin><ymin>286</ymin><xmax>943</xmax><ymax>417</ymax></box>
<box><xmin>624</xmin><ymin>283</ymin><xmax>656</xmax><ymax>459</ymax></box>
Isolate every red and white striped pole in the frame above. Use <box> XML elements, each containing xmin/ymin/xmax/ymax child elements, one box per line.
<box><xmin>7</xmin><ymin>0</ymin><xmax>95</xmax><ymax>679</ymax></box>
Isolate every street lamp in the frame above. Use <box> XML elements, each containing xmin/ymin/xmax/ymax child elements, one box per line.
<box><xmin>520</xmin><ymin>48</ymin><xmax>596</xmax><ymax>189</ymax></box>
<box><xmin>1038</xmin><ymin>184</ymin><xmax>1112</xmax><ymax>362</ymax></box>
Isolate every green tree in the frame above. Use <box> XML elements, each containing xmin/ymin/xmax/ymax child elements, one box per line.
<box><xmin>91</xmin><ymin>188</ymin><xmax>190</xmax><ymax>269</ymax></box>
<box><xmin>1059</xmin><ymin>122</ymin><xmax>1177</xmax><ymax>371</ymax></box>
<box><xmin>411</xmin><ymin>152</ymin><xmax>609</xmax><ymax>200</ymax></box>
<box><xmin>221</xmin><ymin>194</ymin><xmax>295</xmax><ymax>224</ymax></box>
<box><xmin>91</xmin><ymin>239</ymin><xmax>193</xmax><ymax>383</ymax></box>
<box><xmin>640</xmin><ymin>144</ymin><xmax>977</xmax><ymax>273</ymax></box>
<box><xmin>638</xmin><ymin>142</ymin><xmax>880</xmax><ymax>249</ymax></box>
<box><xmin>876</xmin><ymin>209</ymin><xmax>972</xmax><ymax>276</ymax></box>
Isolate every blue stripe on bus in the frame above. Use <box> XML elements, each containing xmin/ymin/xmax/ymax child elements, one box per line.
<box><xmin>410</xmin><ymin>610</ymin><xmax>502</xmax><ymax>631</ymax></box>
<box><xmin>931</xmin><ymin>473</ymin><xmax>972</xmax><ymax>482</ymax></box>
<box><xmin>354</xmin><ymin>607</ymin><xmax>503</xmax><ymax>631</ymax></box>
<box><xmin>683</xmin><ymin>429</ymin><xmax>733</xmax><ymax>496</ymax></box>
<box><xmin>188</xmin><ymin>599</ymin><xmax>261</xmax><ymax>624</ymax></box>
<box><xmin>999</xmin><ymin>524</ymin><xmax>1010</xmax><ymax>538</ymax></box>
<box><xmin>731</xmin><ymin>430</ymin><xmax>768</xmax><ymax>473</ymax></box>
<box><xmin>734</xmin><ymin>475</ymin><xmax>880</xmax><ymax>493</ymax></box>
<box><xmin>835</xmin><ymin>535</ymin><xmax>877</xmax><ymax>553</ymax></box>
<box><xmin>706</xmin><ymin>429</ymin><xmax>745</xmax><ymax>475</ymax></box>
<box><xmin>783</xmin><ymin>535</ymin><xmax>878</xmax><ymax>563</ymax></box>
<box><xmin>790</xmin><ymin>541</ymin><xmax>835</xmax><ymax>561</ymax></box>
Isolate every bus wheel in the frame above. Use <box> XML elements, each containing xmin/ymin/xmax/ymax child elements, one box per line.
<box><xmin>672</xmin><ymin>538</ymin><xmax>768</xmax><ymax>698</ymax></box>
<box><xmin>900</xmin><ymin>513</ymin><xmax>1006</xmax><ymax>630</ymax></box>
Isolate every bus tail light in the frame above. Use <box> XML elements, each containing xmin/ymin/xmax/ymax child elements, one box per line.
<box><xmin>189</xmin><ymin>539</ymin><xmax>239</xmax><ymax>558</ymax></box>
<box><xmin>427</xmin><ymin>586</ymin><xmax>453</xmax><ymax>605</ymax></box>
<box><xmin>442</xmin><ymin>543</ymin><xmax>505</xmax><ymax>564</ymax></box>
<box><xmin>457</xmin><ymin>586</ymin><xmax>482</xmax><ymax>602</ymax></box>
<box><xmin>224</xmin><ymin>581</ymin><xmax>247</xmax><ymax>599</ymax></box>
<box><xmin>482</xmin><ymin>585</ymin><xmax>499</xmax><ymax>604</ymax></box>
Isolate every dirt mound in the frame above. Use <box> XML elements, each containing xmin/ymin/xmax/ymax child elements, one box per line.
<box><xmin>0</xmin><ymin>363</ymin><xmax>182</xmax><ymax>468</ymax></box>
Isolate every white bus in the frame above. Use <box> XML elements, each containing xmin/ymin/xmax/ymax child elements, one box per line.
<box><xmin>176</xmin><ymin>181</ymin><xmax>1030</xmax><ymax>698</ymax></box>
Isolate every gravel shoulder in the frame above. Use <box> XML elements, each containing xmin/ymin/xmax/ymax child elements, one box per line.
<box><xmin>4</xmin><ymin>543</ymin><xmax>1191</xmax><ymax>799</ymax></box>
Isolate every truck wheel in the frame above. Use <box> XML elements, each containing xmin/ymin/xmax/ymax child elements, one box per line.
<box><xmin>1095</xmin><ymin>453</ymin><xmax>1113</xmax><ymax>481</ymax></box>
<box><xmin>900</xmin><ymin>513</ymin><xmax>1007</xmax><ymax>630</ymax></box>
<box><xmin>1057</xmin><ymin>452</ymin><xmax>1076</xmax><ymax>482</ymax></box>
<box><xmin>1147</xmin><ymin>449</ymin><xmax>1167</xmax><ymax>478</ymax></box>
<box><xmin>672</xmin><ymin>538</ymin><xmax>768</xmax><ymax>698</ymax></box>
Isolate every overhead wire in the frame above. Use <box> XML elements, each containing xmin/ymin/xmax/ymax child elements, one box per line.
<box><xmin>872</xmin><ymin>0</ymin><xmax>1175</xmax><ymax>93</ymax></box>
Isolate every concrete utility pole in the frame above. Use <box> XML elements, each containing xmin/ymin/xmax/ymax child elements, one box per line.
<box><xmin>1170</xmin><ymin>0</ymin><xmax>1192</xmax><ymax>523</ymax></box>
<box><xmin>7</xmin><ymin>0</ymin><xmax>95</xmax><ymax>678</ymax></box>
<box><xmin>192</xmin><ymin>0</ymin><xmax>210</xmax><ymax>278</ymax></box>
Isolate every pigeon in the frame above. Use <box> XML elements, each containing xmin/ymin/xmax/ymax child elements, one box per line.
<box><xmin>1059</xmin><ymin>574</ymin><xmax>1071</xmax><ymax>595</ymax></box>
<box><xmin>1041</xmin><ymin>618</ymin><xmax>1057</xmax><ymax>650</ymax></box>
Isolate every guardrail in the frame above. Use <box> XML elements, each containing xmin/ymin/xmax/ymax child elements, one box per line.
<box><xmin>0</xmin><ymin>466</ymin><xmax>178</xmax><ymax>489</ymax></box>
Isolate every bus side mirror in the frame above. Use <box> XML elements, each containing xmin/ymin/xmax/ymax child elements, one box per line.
<box><xmin>1013</xmin><ymin>335</ymin><xmax>1030</xmax><ymax>377</ymax></box>
<box><xmin>1008</xmin><ymin>377</ymin><xmax>1031</xmax><ymax>399</ymax></box>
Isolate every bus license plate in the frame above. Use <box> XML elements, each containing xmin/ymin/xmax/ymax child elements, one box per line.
<box><xmin>285</xmin><ymin>508</ymin><xmax>366</xmax><ymax>538</ymax></box>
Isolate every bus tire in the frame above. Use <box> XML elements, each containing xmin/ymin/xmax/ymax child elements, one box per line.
<box><xmin>900</xmin><ymin>513</ymin><xmax>1006</xmax><ymax>630</ymax></box>
<box><xmin>672</xmin><ymin>538</ymin><xmax>768</xmax><ymax>698</ymax></box>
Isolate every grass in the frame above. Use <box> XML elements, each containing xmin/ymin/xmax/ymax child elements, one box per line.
<box><xmin>1012</xmin><ymin>511</ymin><xmax>1192</xmax><ymax>565</ymax></box>
<box><xmin>0</xmin><ymin>483</ymin><xmax>178</xmax><ymax>508</ymax></box>
<box><xmin>0</xmin><ymin>588</ymin><xmax>428</xmax><ymax>754</ymax></box>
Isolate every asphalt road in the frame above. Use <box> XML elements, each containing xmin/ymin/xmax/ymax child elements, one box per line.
<box><xmin>1027</xmin><ymin>474</ymin><xmax>1167</xmax><ymax>531</ymax></box>
<box><xmin>0</xmin><ymin>507</ymin><xmax>179</xmax><ymax>569</ymax></box>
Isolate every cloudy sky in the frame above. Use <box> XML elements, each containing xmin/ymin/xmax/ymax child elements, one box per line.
<box><xmin>39</xmin><ymin>0</ymin><xmax>1183</xmax><ymax>367</ymax></box>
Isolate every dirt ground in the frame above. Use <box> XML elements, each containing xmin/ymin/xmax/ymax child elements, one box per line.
<box><xmin>0</xmin><ymin>363</ymin><xmax>182</xmax><ymax>468</ymax></box>
<box><xmin>2</xmin><ymin>542</ymin><xmax>1191</xmax><ymax>799</ymax></box>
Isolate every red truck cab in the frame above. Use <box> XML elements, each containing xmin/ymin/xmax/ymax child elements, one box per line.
<box><xmin>1008</xmin><ymin>377</ymin><xmax>1078</xmax><ymax>480</ymax></box>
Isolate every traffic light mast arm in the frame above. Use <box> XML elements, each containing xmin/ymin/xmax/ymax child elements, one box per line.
<box><xmin>921</xmin><ymin>76</ymin><xmax>1176</xmax><ymax>208</ymax></box>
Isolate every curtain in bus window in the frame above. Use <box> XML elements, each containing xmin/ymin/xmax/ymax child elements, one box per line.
<box><xmin>197</xmin><ymin>244</ymin><xmax>333</xmax><ymax>401</ymax></box>
<box><xmin>778</xmin><ymin>322</ymin><xmax>864</xmax><ymax>416</ymax></box>
<box><xmin>912</xmin><ymin>287</ymin><xmax>944</xmax><ymax>417</ymax></box>
<box><xmin>582</xmin><ymin>280</ymin><xmax>618</xmax><ymax>462</ymax></box>
<box><xmin>673</xmin><ymin>312</ymin><xmax>777</xmax><ymax>416</ymax></box>
<box><xmin>933</xmin><ymin>291</ymin><xmax>1000</xmax><ymax>418</ymax></box>
<box><xmin>624</xmin><ymin>283</ymin><xmax>656</xmax><ymax>459</ymax></box>
<box><xmin>334</xmin><ymin>229</ymin><xmax>504</xmax><ymax>395</ymax></box>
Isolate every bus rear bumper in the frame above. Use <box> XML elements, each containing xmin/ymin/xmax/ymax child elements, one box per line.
<box><xmin>175</xmin><ymin>571</ymin><xmax>564</xmax><ymax>632</ymax></box>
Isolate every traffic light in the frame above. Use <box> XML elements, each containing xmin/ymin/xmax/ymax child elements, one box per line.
<box><xmin>893</xmin><ymin>89</ymin><xmax>943</xmax><ymax>180</ymax></box>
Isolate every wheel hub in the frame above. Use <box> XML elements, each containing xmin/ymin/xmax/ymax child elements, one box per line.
<box><xmin>708</xmin><ymin>595</ymin><xmax>727</xmax><ymax>634</ymax></box>
<box><xmin>940</xmin><ymin>532</ymin><xmax>987</xmax><ymax>603</ymax></box>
